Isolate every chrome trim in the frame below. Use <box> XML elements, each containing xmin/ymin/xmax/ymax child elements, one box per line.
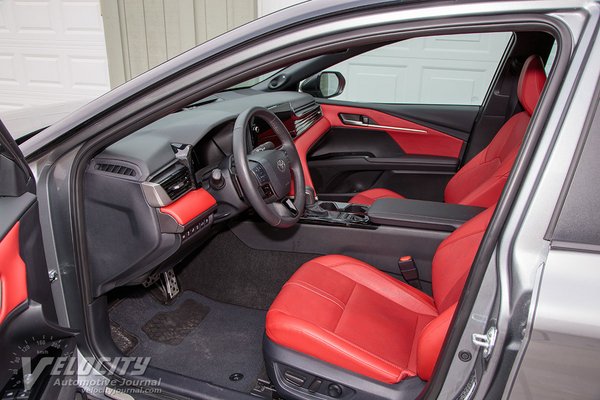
<box><xmin>141</xmin><ymin>181</ymin><xmax>173</xmax><ymax>207</ymax></box>
<box><xmin>340</xmin><ymin>115</ymin><xmax>428</xmax><ymax>134</ymax></box>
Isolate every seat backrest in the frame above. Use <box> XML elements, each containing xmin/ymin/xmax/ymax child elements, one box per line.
<box><xmin>444</xmin><ymin>55</ymin><xmax>546</xmax><ymax>208</ymax></box>
<box><xmin>416</xmin><ymin>206</ymin><xmax>495</xmax><ymax>380</ymax></box>
<box><xmin>430</xmin><ymin>206</ymin><xmax>495</xmax><ymax>313</ymax></box>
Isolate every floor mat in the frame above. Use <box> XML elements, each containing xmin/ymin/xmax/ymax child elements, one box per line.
<box><xmin>177</xmin><ymin>230</ymin><xmax>319</xmax><ymax>310</ymax></box>
<box><xmin>110</xmin><ymin>321</ymin><xmax>139</xmax><ymax>355</ymax></box>
<box><xmin>142</xmin><ymin>299</ymin><xmax>209</xmax><ymax>345</ymax></box>
<box><xmin>109</xmin><ymin>290</ymin><xmax>267</xmax><ymax>392</ymax></box>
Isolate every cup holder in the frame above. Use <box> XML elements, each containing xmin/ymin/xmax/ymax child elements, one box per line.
<box><xmin>305</xmin><ymin>201</ymin><xmax>370</xmax><ymax>225</ymax></box>
<box><xmin>319</xmin><ymin>202</ymin><xmax>340</xmax><ymax>212</ymax></box>
<box><xmin>317</xmin><ymin>202</ymin><xmax>368</xmax><ymax>215</ymax></box>
<box><xmin>343</xmin><ymin>204</ymin><xmax>368</xmax><ymax>215</ymax></box>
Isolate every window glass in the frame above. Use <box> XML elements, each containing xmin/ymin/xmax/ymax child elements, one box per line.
<box><xmin>545</xmin><ymin>41</ymin><xmax>558</xmax><ymax>75</ymax></box>
<box><xmin>552</xmin><ymin>98</ymin><xmax>600</xmax><ymax>247</ymax></box>
<box><xmin>322</xmin><ymin>32</ymin><xmax>513</xmax><ymax>106</ymax></box>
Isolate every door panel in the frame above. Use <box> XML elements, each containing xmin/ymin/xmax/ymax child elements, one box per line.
<box><xmin>309</xmin><ymin>103</ymin><xmax>477</xmax><ymax>201</ymax></box>
<box><xmin>339</xmin><ymin>102</ymin><xmax>480</xmax><ymax>141</ymax></box>
<box><xmin>320</xmin><ymin>104</ymin><xmax>465</xmax><ymax>157</ymax></box>
<box><xmin>0</xmin><ymin>123</ymin><xmax>77</xmax><ymax>399</ymax></box>
<box><xmin>0</xmin><ymin>221</ymin><xmax>28</xmax><ymax>325</ymax></box>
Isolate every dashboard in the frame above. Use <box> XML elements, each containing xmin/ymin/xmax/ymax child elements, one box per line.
<box><xmin>83</xmin><ymin>89</ymin><xmax>322</xmax><ymax>297</ymax></box>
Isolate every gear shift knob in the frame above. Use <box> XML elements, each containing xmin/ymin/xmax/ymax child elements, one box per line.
<box><xmin>305</xmin><ymin>187</ymin><xmax>316</xmax><ymax>206</ymax></box>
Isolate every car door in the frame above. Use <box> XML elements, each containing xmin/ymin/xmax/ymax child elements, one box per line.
<box><xmin>306</xmin><ymin>32</ymin><xmax>513</xmax><ymax>202</ymax></box>
<box><xmin>0</xmin><ymin>120</ymin><xmax>78</xmax><ymax>400</ymax></box>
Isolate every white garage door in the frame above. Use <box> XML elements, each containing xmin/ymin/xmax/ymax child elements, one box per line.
<box><xmin>328</xmin><ymin>32</ymin><xmax>513</xmax><ymax>106</ymax></box>
<box><xmin>0</xmin><ymin>0</ymin><xmax>110</xmax><ymax>137</ymax></box>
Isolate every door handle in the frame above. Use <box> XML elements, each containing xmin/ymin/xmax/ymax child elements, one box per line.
<box><xmin>339</xmin><ymin>113</ymin><xmax>427</xmax><ymax>134</ymax></box>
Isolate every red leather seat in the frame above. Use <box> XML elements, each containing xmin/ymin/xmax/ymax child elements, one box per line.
<box><xmin>266</xmin><ymin>206</ymin><xmax>495</xmax><ymax>383</ymax></box>
<box><xmin>349</xmin><ymin>55</ymin><xmax>547</xmax><ymax>207</ymax></box>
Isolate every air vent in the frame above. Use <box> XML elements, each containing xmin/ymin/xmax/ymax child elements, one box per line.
<box><xmin>156</xmin><ymin>164</ymin><xmax>193</xmax><ymax>201</ymax></box>
<box><xmin>293</xmin><ymin>100</ymin><xmax>318</xmax><ymax>118</ymax></box>
<box><xmin>95</xmin><ymin>163</ymin><xmax>136</xmax><ymax>177</ymax></box>
<box><xmin>293</xmin><ymin>102</ymin><xmax>322</xmax><ymax>137</ymax></box>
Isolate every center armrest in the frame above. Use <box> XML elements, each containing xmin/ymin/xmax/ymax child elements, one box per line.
<box><xmin>367</xmin><ymin>198</ymin><xmax>484</xmax><ymax>231</ymax></box>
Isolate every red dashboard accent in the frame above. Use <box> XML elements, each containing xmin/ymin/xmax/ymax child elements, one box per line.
<box><xmin>292</xmin><ymin>116</ymin><xmax>332</xmax><ymax>193</ymax></box>
<box><xmin>321</xmin><ymin>104</ymin><xmax>463</xmax><ymax>158</ymax></box>
<box><xmin>0</xmin><ymin>222</ymin><xmax>28</xmax><ymax>324</ymax></box>
<box><xmin>159</xmin><ymin>188</ymin><xmax>217</xmax><ymax>225</ymax></box>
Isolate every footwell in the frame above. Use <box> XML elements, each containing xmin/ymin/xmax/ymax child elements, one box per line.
<box><xmin>109</xmin><ymin>290</ymin><xmax>267</xmax><ymax>393</ymax></box>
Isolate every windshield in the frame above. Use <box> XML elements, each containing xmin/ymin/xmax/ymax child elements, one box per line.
<box><xmin>226</xmin><ymin>68</ymin><xmax>284</xmax><ymax>90</ymax></box>
<box><xmin>0</xmin><ymin>1</ymin><xmax>304</xmax><ymax>141</ymax></box>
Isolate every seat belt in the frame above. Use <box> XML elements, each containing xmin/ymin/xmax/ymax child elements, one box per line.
<box><xmin>398</xmin><ymin>256</ymin><xmax>422</xmax><ymax>290</ymax></box>
<box><xmin>505</xmin><ymin>58</ymin><xmax>523</xmax><ymax>119</ymax></box>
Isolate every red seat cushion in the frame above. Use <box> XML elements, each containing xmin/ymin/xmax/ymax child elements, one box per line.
<box><xmin>266</xmin><ymin>207</ymin><xmax>495</xmax><ymax>383</ymax></box>
<box><xmin>266</xmin><ymin>255</ymin><xmax>437</xmax><ymax>383</ymax></box>
<box><xmin>348</xmin><ymin>55</ymin><xmax>546</xmax><ymax>208</ymax></box>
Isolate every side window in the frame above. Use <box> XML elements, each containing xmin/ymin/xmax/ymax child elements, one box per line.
<box><xmin>551</xmin><ymin>97</ymin><xmax>600</xmax><ymax>247</ymax></box>
<box><xmin>319</xmin><ymin>32</ymin><xmax>512</xmax><ymax>106</ymax></box>
<box><xmin>545</xmin><ymin>41</ymin><xmax>558</xmax><ymax>75</ymax></box>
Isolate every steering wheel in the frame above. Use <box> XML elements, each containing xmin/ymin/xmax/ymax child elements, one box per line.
<box><xmin>233</xmin><ymin>107</ymin><xmax>305</xmax><ymax>228</ymax></box>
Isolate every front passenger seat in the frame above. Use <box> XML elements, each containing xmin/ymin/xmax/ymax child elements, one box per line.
<box><xmin>349</xmin><ymin>55</ymin><xmax>546</xmax><ymax>207</ymax></box>
<box><xmin>265</xmin><ymin>206</ymin><xmax>495</xmax><ymax>395</ymax></box>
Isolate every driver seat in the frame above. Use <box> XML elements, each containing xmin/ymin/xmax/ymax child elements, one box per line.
<box><xmin>348</xmin><ymin>55</ymin><xmax>546</xmax><ymax>207</ymax></box>
<box><xmin>265</xmin><ymin>206</ymin><xmax>494</xmax><ymax>390</ymax></box>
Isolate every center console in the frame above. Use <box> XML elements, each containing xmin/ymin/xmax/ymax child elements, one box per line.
<box><xmin>303</xmin><ymin>201</ymin><xmax>372</xmax><ymax>227</ymax></box>
<box><xmin>366</xmin><ymin>198</ymin><xmax>484</xmax><ymax>231</ymax></box>
<box><xmin>302</xmin><ymin>197</ymin><xmax>484</xmax><ymax>232</ymax></box>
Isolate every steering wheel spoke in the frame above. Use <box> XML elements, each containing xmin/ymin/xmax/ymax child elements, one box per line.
<box><xmin>233</xmin><ymin>107</ymin><xmax>305</xmax><ymax>228</ymax></box>
<box><xmin>267</xmin><ymin>200</ymin><xmax>295</xmax><ymax>219</ymax></box>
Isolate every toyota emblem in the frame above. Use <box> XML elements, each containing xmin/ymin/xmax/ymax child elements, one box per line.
<box><xmin>277</xmin><ymin>159</ymin><xmax>286</xmax><ymax>172</ymax></box>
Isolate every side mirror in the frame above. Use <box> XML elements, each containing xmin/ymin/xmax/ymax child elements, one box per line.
<box><xmin>299</xmin><ymin>71</ymin><xmax>346</xmax><ymax>98</ymax></box>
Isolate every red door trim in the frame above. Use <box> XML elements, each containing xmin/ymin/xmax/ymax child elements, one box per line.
<box><xmin>321</xmin><ymin>104</ymin><xmax>463</xmax><ymax>158</ymax></box>
<box><xmin>0</xmin><ymin>222</ymin><xmax>28</xmax><ymax>324</ymax></box>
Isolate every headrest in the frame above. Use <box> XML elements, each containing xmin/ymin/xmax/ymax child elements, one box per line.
<box><xmin>517</xmin><ymin>55</ymin><xmax>547</xmax><ymax>116</ymax></box>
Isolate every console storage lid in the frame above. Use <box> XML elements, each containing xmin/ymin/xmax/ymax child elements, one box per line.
<box><xmin>367</xmin><ymin>198</ymin><xmax>484</xmax><ymax>231</ymax></box>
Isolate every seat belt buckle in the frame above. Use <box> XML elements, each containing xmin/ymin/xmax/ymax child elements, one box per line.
<box><xmin>398</xmin><ymin>256</ymin><xmax>422</xmax><ymax>289</ymax></box>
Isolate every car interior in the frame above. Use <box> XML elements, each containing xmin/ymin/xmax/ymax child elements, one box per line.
<box><xmin>80</xmin><ymin>29</ymin><xmax>555</xmax><ymax>399</ymax></box>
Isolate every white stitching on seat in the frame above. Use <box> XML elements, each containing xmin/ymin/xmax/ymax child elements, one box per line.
<box><xmin>284</xmin><ymin>281</ymin><xmax>346</xmax><ymax>310</ymax></box>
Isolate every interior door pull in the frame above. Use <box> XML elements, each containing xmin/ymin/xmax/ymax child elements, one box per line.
<box><xmin>340</xmin><ymin>114</ymin><xmax>428</xmax><ymax>134</ymax></box>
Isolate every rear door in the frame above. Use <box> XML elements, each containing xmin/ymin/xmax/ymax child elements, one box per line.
<box><xmin>307</xmin><ymin>32</ymin><xmax>513</xmax><ymax>201</ymax></box>
<box><xmin>0</xmin><ymin>121</ymin><xmax>77</xmax><ymax>399</ymax></box>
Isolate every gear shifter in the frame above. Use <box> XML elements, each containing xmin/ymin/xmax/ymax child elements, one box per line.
<box><xmin>303</xmin><ymin>188</ymin><xmax>329</xmax><ymax>217</ymax></box>
<box><xmin>305</xmin><ymin>187</ymin><xmax>316</xmax><ymax>206</ymax></box>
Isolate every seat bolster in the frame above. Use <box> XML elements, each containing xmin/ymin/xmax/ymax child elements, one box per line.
<box><xmin>416</xmin><ymin>304</ymin><xmax>457</xmax><ymax>381</ymax></box>
<box><xmin>453</xmin><ymin>173</ymin><xmax>507</xmax><ymax>208</ymax></box>
<box><xmin>349</xmin><ymin>188</ymin><xmax>404</xmax><ymax>206</ymax></box>
<box><xmin>320</xmin><ymin>255</ymin><xmax>438</xmax><ymax>316</ymax></box>
<box><xmin>444</xmin><ymin>112</ymin><xmax>530</xmax><ymax>207</ymax></box>
<box><xmin>266</xmin><ymin>310</ymin><xmax>416</xmax><ymax>384</ymax></box>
